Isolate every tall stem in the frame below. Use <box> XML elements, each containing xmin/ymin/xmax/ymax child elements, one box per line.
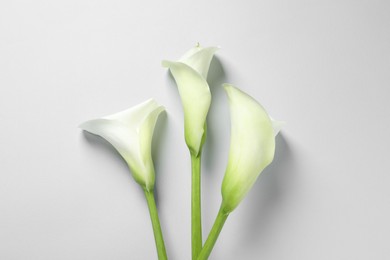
<box><xmin>144</xmin><ymin>190</ymin><xmax>168</xmax><ymax>260</ymax></box>
<box><xmin>197</xmin><ymin>206</ymin><xmax>229</xmax><ymax>260</ymax></box>
<box><xmin>191</xmin><ymin>153</ymin><xmax>202</xmax><ymax>259</ymax></box>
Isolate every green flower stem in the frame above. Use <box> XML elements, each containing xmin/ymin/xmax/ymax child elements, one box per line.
<box><xmin>191</xmin><ymin>153</ymin><xmax>202</xmax><ymax>259</ymax></box>
<box><xmin>144</xmin><ymin>190</ymin><xmax>168</xmax><ymax>260</ymax></box>
<box><xmin>197</xmin><ymin>206</ymin><xmax>229</xmax><ymax>260</ymax></box>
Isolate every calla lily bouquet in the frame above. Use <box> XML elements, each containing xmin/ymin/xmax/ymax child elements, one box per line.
<box><xmin>80</xmin><ymin>44</ymin><xmax>283</xmax><ymax>260</ymax></box>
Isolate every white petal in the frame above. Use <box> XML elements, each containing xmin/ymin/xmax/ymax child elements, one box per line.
<box><xmin>179</xmin><ymin>44</ymin><xmax>220</xmax><ymax>79</ymax></box>
<box><xmin>162</xmin><ymin>44</ymin><xmax>218</xmax><ymax>156</ymax></box>
<box><xmin>221</xmin><ymin>84</ymin><xmax>276</xmax><ymax>213</ymax></box>
<box><xmin>162</xmin><ymin>61</ymin><xmax>211</xmax><ymax>156</ymax></box>
<box><xmin>138</xmin><ymin>105</ymin><xmax>165</xmax><ymax>188</ymax></box>
<box><xmin>104</xmin><ymin>99</ymin><xmax>160</xmax><ymax>125</ymax></box>
<box><xmin>80</xmin><ymin>99</ymin><xmax>165</xmax><ymax>190</ymax></box>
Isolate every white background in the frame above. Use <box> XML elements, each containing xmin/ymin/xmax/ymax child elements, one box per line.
<box><xmin>1</xmin><ymin>0</ymin><xmax>389</xmax><ymax>259</ymax></box>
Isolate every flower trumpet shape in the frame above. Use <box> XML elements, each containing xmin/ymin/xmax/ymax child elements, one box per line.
<box><xmin>197</xmin><ymin>84</ymin><xmax>283</xmax><ymax>260</ymax></box>
<box><xmin>162</xmin><ymin>44</ymin><xmax>219</xmax><ymax>156</ymax></box>
<box><xmin>79</xmin><ymin>99</ymin><xmax>165</xmax><ymax>192</ymax></box>
<box><xmin>221</xmin><ymin>84</ymin><xmax>283</xmax><ymax>213</ymax></box>
<box><xmin>163</xmin><ymin>45</ymin><xmax>219</xmax><ymax>259</ymax></box>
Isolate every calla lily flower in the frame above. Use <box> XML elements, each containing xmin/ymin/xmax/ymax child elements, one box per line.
<box><xmin>162</xmin><ymin>44</ymin><xmax>219</xmax><ymax>156</ymax></box>
<box><xmin>80</xmin><ymin>99</ymin><xmax>168</xmax><ymax>259</ymax></box>
<box><xmin>163</xmin><ymin>44</ymin><xmax>219</xmax><ymax>259</ymax></box>
<box><xmin>79</xmin><ymin>99</ymin><xmax>165</xmax><ymax>192</ymax></box>
<box><xmin>221</xmin><ymin>84</ymin><xmax>283</xmax><ymax>213</ymax></box>
<box><xmin>198</xmin><ymin>84</ymin><xmax>283</xmax><ymax>260</ymax></box>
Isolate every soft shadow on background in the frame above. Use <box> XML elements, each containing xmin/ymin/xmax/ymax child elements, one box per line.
<box><xmin>239</xmin><ymin>134</ymin><xmax>295</xmax><ymax>247</ymax></box>
<box><xmin>203</xmin><ymin>56</ymin><xmax>229</xmax><ymax>172</ymax></box>
<box><xmin>207</xmin><ymin>56</ymin><xmax>228</xmax><ymax>93</ymax></box>
<box><xmin>151</xmin><ymin>111</ymin><xmax>168</xmax><ymax>204</ymax></box>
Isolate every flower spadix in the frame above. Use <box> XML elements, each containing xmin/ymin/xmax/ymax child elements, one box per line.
<box><xmin>79</xmin><ymin>99</ymin><xmax>164</xmax><ymax>191</ymax></box>
<box><xmin>221</xmin><ymin>84</ymin><xmax>282</xmax><ymax>213</ymax></box>
<box><xmin>162</xmin><ymin>44</ymin><xmax>219</xmax><ymax>156</ymax></box>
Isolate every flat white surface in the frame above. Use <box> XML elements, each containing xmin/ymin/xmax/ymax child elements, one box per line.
<box><xmin>1</xmin><ymin>0</ymin><xmax>390</xmax><ymax>259</ymax></box>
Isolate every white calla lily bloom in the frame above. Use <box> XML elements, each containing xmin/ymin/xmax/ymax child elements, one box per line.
<box><xmin>221</xmin><ymin>84</ymin><xmax>283</xmax><ymax>213</ymax></box>
<box><xmin>162</xmin><ymin>44</ymin><xmax>219</xmax><ymax>156</ymax></box>
<box><xmin>79</xmin><ymin>99</ymin><xmax>165</xmax><ymax>191</ymax></box>
<box><xmin>163</xmin><ymin>45</ymin><xmax>219</xmax><ymax>258</ymax></box>
<box><xmin>198</xmin><ymin>84</ymin><xmax>284</xmax><ymax>260</ymax></box>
